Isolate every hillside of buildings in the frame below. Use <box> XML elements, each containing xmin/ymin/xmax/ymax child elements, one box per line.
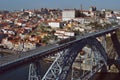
<box><xmin>0</xmin><ymin>7</ymin><xmax>120</xmax><ymax>55</ymax></box>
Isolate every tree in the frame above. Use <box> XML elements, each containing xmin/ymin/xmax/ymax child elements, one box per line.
<box><xmin>73</xmin><ymin>30</ymin><xmax>80</xmax><ymax>36</ymax></box>
<box><xmin>88</xmin><ymin>21</ymin><xmax>102</xmax><ymax>30</ymax></box>
<box><xmin>41</xmin><ymin>36</ymin><xmax>50</xmax><ymax>44</ymax></box>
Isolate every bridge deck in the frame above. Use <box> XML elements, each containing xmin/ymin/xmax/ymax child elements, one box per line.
<box><xmin>0</xmin><ymin>44</ymin><xmax>58</xmax><ymax>71</ymax></box>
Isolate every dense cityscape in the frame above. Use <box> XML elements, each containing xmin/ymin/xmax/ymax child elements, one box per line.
<box><xmin>0</xmin><ymin>3</ymin><xmax>120</xmax><ymax>80</ymax></box>
<box><xmin>0</xmin><ymin>6</ymin><xmax>120</xmax><ymax>53</ymax></box>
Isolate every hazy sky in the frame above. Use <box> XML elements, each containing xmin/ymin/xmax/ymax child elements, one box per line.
<box><xmin>0</xmin><ymin>0</ymin><xmax>120</xmax><ymax>10</ymax></box>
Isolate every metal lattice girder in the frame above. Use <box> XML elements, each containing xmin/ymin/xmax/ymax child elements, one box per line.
<box><xmin>92</xmin><ymin>38</ymin><xmax>108</xmax><ymax>64</ymax></box>
<box><xmin>28</xmin><ymin>61</ymin><xmax>41</xmax><ymax>80</ymax></box>
<box><xmin>58</xmin><ymin>43</ymin><xmax>81</xmax><ymax>80</ymax></box>
<box><xmin>42</xmin><ymin>48</ymin><xmax>70</xmax><ymax>80</ymax></box>
<box><xmin>42</xmin><ymin>37</ymin><xmax>108</xmax><ymax>80</ymax></box>
<box><xmin>81</xmin><ymin>64</ymin><xmax>104</xmax><ymax>80</ymax></box>
<box><xmin>99</xmin><ymin>35</ymin><xmax>107</xmax><ymax>52</ymax></box>
<box><xmin>42</xmin><ymin>43</ymin><xmax>80</xmax><ymax>80</ymax></box>
<box><xmin>72</xmin><ymin>43</ymin><xmax>106</xmax><ymax>80</ymax></box>
<box><xmin>71</xmin><ymin>38</ymin><xmax>108</xmax><ymax>80</ymax></box>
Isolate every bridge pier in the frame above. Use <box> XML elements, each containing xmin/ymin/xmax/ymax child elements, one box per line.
<box><xmin>110</xmin><ymin>31</ymin><xmax>120</xmax><ymax>71</ymax></box>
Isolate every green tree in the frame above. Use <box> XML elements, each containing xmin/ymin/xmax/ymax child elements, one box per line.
<box><xmin>41</xmin><ymin>36</ymin><xmax>50</xmax><ymax>44</ymax></box>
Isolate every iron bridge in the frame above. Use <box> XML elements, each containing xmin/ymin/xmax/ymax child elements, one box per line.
<box><xmin>0</xmin><ymin>26</ymin><xmax>120</xmax><ymax>80</ymax></box>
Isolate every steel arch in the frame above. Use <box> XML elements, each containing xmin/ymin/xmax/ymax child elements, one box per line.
<box><xmin>42</xmin><ymin>37</ymin><xmax>108</xmax><ymax>80</ymax></box>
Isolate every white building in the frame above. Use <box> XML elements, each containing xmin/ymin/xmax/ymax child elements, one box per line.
<box><xmin>74</xmin><ymin>18</ymin><xmax>91</xmax><ymax>24</ymax></box>
<box><xmin>62</xmin><ymin>9</ymin><xmax>79</xmax><ymax>21</ymax></box>
<box><xmin>48</xmin><ymin>21</ymin><xmax>63</xmax><ymax>28</ymax></box>
<box><xmin>64</xmin><ymin>31</ymin><xmax>74</xmax><ymax>36</ymax></box>
<box><xmin>54</xmin><ymin>30</ymin><xmax>75</xmax><ymax>39</ymax></box>
<box><xmin>23</xmin><ymin>42</ymin><xmax>36</xmax><ymax>52</ymax></box>
<box><xmin>105</xmin><ymin>11</ymin><xmax>112</xmax><ymax>19</ymax></box>
<box><xmin>116</xmin><ymin>14</ymin><xmax>120</xmax><ymax>20</ymax></box>
<box><xmin>80</xmin><ymin>10</ymin><xmax>95</xmax><ymax>17</ymax></box>
<box><xmin>1</xmin><ymin>38</ymin><xmax>14</xmax><ymax>49</ymax></box>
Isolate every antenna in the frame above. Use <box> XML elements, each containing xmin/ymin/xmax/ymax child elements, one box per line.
<box><xmin>80</xmin><ymin>4</ymin><xmax>82</xmax><ymax>11</ymax></box>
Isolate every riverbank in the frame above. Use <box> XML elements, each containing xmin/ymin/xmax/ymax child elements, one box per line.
<box><xmin>93</xmin><ymin>72</ymin><xmax>120</xmax><ymax>80</ymax></box>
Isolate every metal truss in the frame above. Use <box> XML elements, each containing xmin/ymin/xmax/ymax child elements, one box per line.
<box><xmin>41</xmin><ymin>47</ymin><xmax>72</xmax><ymax>80</ymax></box>
<box><xmin>71</xmin><ymin>45</ymin><xmax>105</xmax><ymax>80</ymax></box>
<box><xmin>28</xmin><ymin>37</ymin><xmax>108</xmax><ymax>80</ymax></box>
<box><xmin>100</xmin><ymin>35</ymin><xmax>107</xmax><ymax>52</ymax></box>
<box><xmin>28</xmin><ymin>61</ymin><xmax>41</xmax><ymax>80</ymax></box>
<box><xmin>42</xmin><ymin>50</ymin><xmax>64</xmax><ymax>80</ymax></box>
